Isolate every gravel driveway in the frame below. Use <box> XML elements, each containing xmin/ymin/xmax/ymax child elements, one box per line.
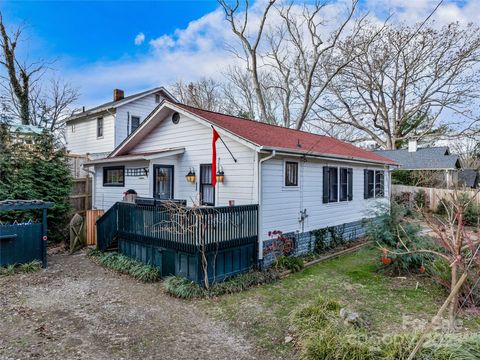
<box><xmin>0</xmin><ymin>251</ymin><xmax>266</xmax><ymax>360</ymax></box>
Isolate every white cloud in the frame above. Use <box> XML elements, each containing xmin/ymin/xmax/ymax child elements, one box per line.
<box><xmin>61</xmin><ymin>0</ymin><xmax>480</xmax><ymax>108</ymax></box>
<box><xmin>134</xmin><ymin>32</ymin><xmax>145</xmax><ymax>45</ymax></box>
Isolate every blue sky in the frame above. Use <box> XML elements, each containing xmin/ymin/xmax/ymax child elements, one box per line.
<box><xmin>1</xmin><ymin>1</ymin><xmax>219</xmax><ymax>64</ymax></box>
<box><xmin>1</xmin><ymin>0</ymin><xmax>478</xmax><ymax>108</ymax></box>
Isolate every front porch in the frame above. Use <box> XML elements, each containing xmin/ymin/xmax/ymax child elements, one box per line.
<box><xmin>96</xmin><ymin>200</ymin><xmax>258</xmax><ymax>284</ymax></box>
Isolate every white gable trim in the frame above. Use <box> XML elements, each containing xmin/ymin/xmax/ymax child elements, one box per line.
<box><xmin>65</xmin><ymin>88</ymin><xmax>177</xmax><ymax>123</ymax></box>
<box><xmin>110</xmin><ymin>101</ymin><xmax>260</xmax><ymax>157</ymax></box>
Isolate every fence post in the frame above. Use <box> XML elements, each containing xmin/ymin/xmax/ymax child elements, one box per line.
<box><xmin>42</xmin><ymin>208</ymin><xmax>48</xmax><ymax>268</ymax></box>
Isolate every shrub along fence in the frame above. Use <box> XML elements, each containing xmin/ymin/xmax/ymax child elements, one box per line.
<box><xmin>392</xmin><ymin>185</ymin><xmax>480</xmax><ymax>211</ymax></box>
<box><xmin>97</xmin><ymin>202</ymin><xmax>258</xmax><ymax>285</ymax></box>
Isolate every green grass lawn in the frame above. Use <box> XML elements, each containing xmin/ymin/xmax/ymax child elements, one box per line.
<box><xmin>202</xmin><ymin>246</ymin><xmax>480</xmax><ymax>358</ymax></box>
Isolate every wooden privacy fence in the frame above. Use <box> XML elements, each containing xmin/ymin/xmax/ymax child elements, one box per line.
<box><xmin>70</xmin><ymin>177</ymin><xmax>92</xmax><ymax>214</ymax></box>
<box><xmin>96</xmin><ymin>202</ymin><xmax>259</xmax><ymax>284</ymax></box>
<box><xmin>392</xmin><ymin>185</ymin><xmax>480</xmax><ymax>211</ymax></box>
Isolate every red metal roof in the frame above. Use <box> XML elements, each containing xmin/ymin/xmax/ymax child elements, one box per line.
<box><xmin>176</xmin><ymin>104</ymin><xmax>397</xmax><ymax>165</ymax></box>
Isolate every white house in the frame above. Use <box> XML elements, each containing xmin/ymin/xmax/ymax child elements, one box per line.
<box><xmin>64</xmin><ymin>87</ymin><xmax>176</xmax><ymax>158</ymax></box>
<box><xmin>86</xmin><ymin>100</ymin><xmax>397</xmax><ymax>264</ymax></box>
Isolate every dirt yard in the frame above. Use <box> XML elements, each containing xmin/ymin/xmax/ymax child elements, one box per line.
<box><xmin>0</xmin><ymin>251</ymin><xmax>268</xmax><ymax>360</ymax></box>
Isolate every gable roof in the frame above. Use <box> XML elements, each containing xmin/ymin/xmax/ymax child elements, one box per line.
<box><xmin>175</xmin><ymin>104</ymin><xmax>397</xmax><ymax>165</ymax></box>
<box><xmin>65</xmin><ymin>87</ymin><xmax>177</xmax><ymax>122</ymax></box>
<box><xmin>110</xmin><ymin>101</ymin><xmax>396</xmax><ymax>166</ymax></box>
<box><xmin>458</xmin><ymin>169</ymin><xmax>479</xmax><ymax>188</ymax></box>
<box><xmin>374</xmin><ymin>147</ymin><xmax>460</xmax><ymax>170</ymax></box>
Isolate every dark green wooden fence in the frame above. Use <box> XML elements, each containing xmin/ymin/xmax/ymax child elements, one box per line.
<box><xmin>96</xmin><ymin>202</ymin><xmax>259</xmax><ymax>284</ymax></box>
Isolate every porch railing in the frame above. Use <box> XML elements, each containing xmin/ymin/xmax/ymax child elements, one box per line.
<box><xmin>97</xmin><ymin>202</ymin><xmax>258</xmax><ymax>253</ymax></box>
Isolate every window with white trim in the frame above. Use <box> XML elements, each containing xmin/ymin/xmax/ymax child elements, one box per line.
<box><xmin>284</xmin><ymin>161</ymin><xmax>299</xmax><ymax>187</ymax></box>
<box><xmin>130</xmin><ymin>116</ymin><xmax>140</xmax><ymax>134</ymax></box>
<box><xmin>323</xmin><ymin>167</ymin><xmax>353</xmax><ymax>203</ymax></box>
<box><xmin>364</xmin><ymin>170</ymin><xmax>384</xmax><ymax>199</ymax></box>
<box><xmin>97</xmin><ymin>117</ymin><xmax>103</xmax><ymax>138</ymax></box>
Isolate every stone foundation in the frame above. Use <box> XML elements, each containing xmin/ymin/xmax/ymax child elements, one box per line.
<box><xmin>261</xmin><ymin>219</ymin><xmax>367</xmax><ymax>268</ymax></box>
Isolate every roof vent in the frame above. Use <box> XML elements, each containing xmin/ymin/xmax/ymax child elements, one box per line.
<box><xmin>113</xmin><ymin>89</ymin><xmax>124</xmax><ymax>101</ymax></box>
<box><xmin>408</xmin><ymin>139</ymin><xmax>417</xmax><ymax>153</ymax></box>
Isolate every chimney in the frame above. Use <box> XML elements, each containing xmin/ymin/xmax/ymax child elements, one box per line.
<box><xmin>113</xmin><ymin>89</ymin><xmax>124</xmax><ymax>101</ymax></box>
<box><xmin>408</xmin><ymin>139</ymin><xmax>418</xmax><ymax>152</ymax></box>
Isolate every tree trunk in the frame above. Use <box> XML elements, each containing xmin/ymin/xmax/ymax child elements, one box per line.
<box><xmin>448</xmin><ymin>263</ymin><xmax>458</xmax><ymax>329</ymax></box>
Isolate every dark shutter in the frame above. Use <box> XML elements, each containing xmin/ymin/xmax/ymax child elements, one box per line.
<box><xmin>322</xmin><ymin>167</ymin><xmax>329</xmax><ymax>203</ymax></box>
<box><xmin>364</xmin><ymin>169</ymin><xmax>368</xmax><ymax>199</ymax></box>
<box><xmin>347</xmin><ymin>168</ymin><xmax>353</xmax><ymax>201</ymax></box>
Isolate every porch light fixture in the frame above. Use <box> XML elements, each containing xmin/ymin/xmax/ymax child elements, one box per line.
<box><xmin>185</xmin><ymin>168</ymin><xmax>196</xmax><ymax>183</ymax></box>
<box><xmin>216</xmin><ymin>169</ymin><xmax>225</xmax><ymax>184</ymax></box>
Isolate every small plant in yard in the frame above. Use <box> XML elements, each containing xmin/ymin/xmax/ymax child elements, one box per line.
<box><xmin>382</xmin><ymin>190</ymin><xmax>480</xmax><ymax>330</ymax></box>
<box><xmin>293</xmin><ymin>295</ymin><xmax>480</xmax><ymax>360</ymax></box>
<box><xmin>163</xmin><ymin>276</ymin><xmax>206</xmax><ymax>299</ymax></box>
<box><xmin>0</xmin><ymin>261</ymin><xmax>42</xmax><ymax>276</ymax></box>
<box><xmin>275</xmin><ymin>256</ymin><xmax>304</xmax><ymax>273</ymax></box>
<box><xmin>89</xmin><ymin>251</ymin><xmax>160</xmax><ymax>282</ymax></box>
<box><xmin>366</xmin><ymin>201</ymin><xmax>430</xmax><ymax>275</ymax></box>
<box><xmin>164</xmin><ymin>269</ymin><xmax>281</xmax><ymax>299</ymax></box>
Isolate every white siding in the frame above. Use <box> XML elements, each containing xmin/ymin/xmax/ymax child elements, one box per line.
<box><xmin>132</xmin><ymin>113</ymin><xmax>257</xmax><ymax>207</ymax></box>
<box><xmin>115</xmin><ymin>94</ymin><xmax>165</xmax><ymax>147</ymax></box>
<box><xmin>93</xmin><ymin>112</ymin><xmax>257</xmax><ymax>210</ymax></box>
<box><xmin>66</xmin><ymin>114</ymin><xmax>115</xmax><ymax>155</ymax></box>
<box><xmin>93</xmin><ymin>161</ymin><xmax>150</xmax><ymax>210</ymax></box>
<box><xmin>260</xmin><ymin>156</ymin><xmax>390</xmax><ymax>240</ymax></box>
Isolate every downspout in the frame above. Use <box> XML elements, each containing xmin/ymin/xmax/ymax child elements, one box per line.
<box><xmin>258</xmin><ymin>150</ymin><xmax>276</xmax><ymax>261</ymax></box>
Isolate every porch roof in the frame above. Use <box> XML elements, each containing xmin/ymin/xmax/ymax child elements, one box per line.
<box><xmin>84</xmin><ymin>147</ymin><xmax>185</xmax><ymax>165</ymax></box>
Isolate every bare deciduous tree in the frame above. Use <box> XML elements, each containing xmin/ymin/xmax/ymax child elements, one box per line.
<box><xmin>319</xmin><ymin>21</ymin><xmax>480</xmax><ymax>149</ymax></box>
<box><xmin>219</xmin><ymin>0</ymin><xmax>277</xmax><ymax>124</ymax></box>
<box><xmin>0</xmin><ymin>13</ymin><xmax>79</xmax><ymax>131</ymax></box>
<box><xmin>218</xmin><ymin>0</ymin><xmax>363</xmax><ymax>129</ymax></box>
<box><xmin>170</xmin><ymin>78</ymin><xmax>223</xmax><ymax>112</ymax></box>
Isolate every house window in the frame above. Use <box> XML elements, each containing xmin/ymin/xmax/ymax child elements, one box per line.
<box><xmin>285</xmin><ymin>161</ymin><xmax>299</xmax><ymax>187</ymax></box>
<box><xmin>97</xmin><ymin>117</ymin><xmax>103</xmax><ymax>138</ymax></box>
<box><xmin>323</xmin><ymin>167</ymin><xmax>353</xmax><ymax>203</ymax></box>
<box><xmin>328</xmin><ymin>167</ymin><xmax>338</xmax><ymax>202</ymax></box>
<box><xmin>71</xmin><ymin>124</ymin><xmax>75</xmax><ymax>133</ymax></box>
<box><xmin>155</xmin><ymin>94</ymin><xmax>161</xmax><ymax>103</ymax></box>
<box><xmin>200</xmin><ymin>164</ymin><xmax>214</xmax><ymax>206</ymax></box>
<box><xmin>130</xmin><ymin>116</ymin><xmax>140</xmax><ymax>134</ymax></box>
<box><xmin>364</xmin><ymin>170</ymin><xmax>384</xmax><ymax>199</ymax></box>
<box><xmin>103</xmin><ymin>166</ymin><xmax>124</xmax><ymax>187</ymax></box>
<box><xmin>375</xmin><ymin>171</ymin><xmax>385</xmax><ymax>197</ymax></box>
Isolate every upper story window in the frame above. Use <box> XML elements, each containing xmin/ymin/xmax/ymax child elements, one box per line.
<box><xmin>155</xmin><ymin>94</ymin><xmax>161</xmax><ymax>103</ymax></box>
<box><xmin>364</xmin><ymin>170</ymin><xmax>384</xmax><ymax>199</ymax></box>
<box><xmin>323</xmin><ymin>167</ymin><xmax>353</xmax><ymax>203</ymax></box>
<box><xmin>284</xmin><ymin>161</ymin><xmax>299</xmax><ymax>187</ymax></box>
<box><xmin>71</xmin><ymin>124</ymin><xmax>75</xmax><ymax>133</ymax></box>
<box><xmin>130</xmin><ymin>116</ymin><xmax>140</xmax><ymax>134</ymax></box>
<box><xmin>103</xmin><ymin>166</ymin><xmax>124</xmax><ymax>187</ymax></box>
<box><xmin>97</xmin><ymin>117</ymin><xmax>103</xmax><ymax>138</ymax></box>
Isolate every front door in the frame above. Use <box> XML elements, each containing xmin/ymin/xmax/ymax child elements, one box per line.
<box><xmin>200</xmin><ymin>164</ymin><xmax>214</xmax><ymax>205</ymax></box>
<box><xmin>153</xmin><ymin>165</ymin><xmax>174</xmax><ymax>199</ymax></box>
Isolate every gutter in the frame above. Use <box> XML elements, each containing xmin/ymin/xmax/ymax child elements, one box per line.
<box><xmin>257</xmin><ymin>150</ymin><xmax>276</xmax><ymax>261</ymax></box>
<box><xmin>259</xmin><ymin>146</ymin><xmax>398</xmax><ymax>167</ymax></box>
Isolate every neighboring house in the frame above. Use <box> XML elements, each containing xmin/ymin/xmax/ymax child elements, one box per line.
<box><xmin>458</xmin><ymin>169</ymin><xmax>479</xmax><ymax>189</ymax></box>
<box><xmin>64</xmin><ymin>87</ymin><xmax>176</xmax><ymax>159</ymax></box>
<box><xmin>374</xmin><ymin>140</ymin><xmax>461</xmax><ymax>188</ymax></box>
<box><xmin>7</xmin><ymin>124</ymin><xmax>43</xmax><ymax>145</ymax></box>
<box><xmin>86</xmin><ymin>100</ymin><xmax>396</xmax><ymax>265</ymax></box>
